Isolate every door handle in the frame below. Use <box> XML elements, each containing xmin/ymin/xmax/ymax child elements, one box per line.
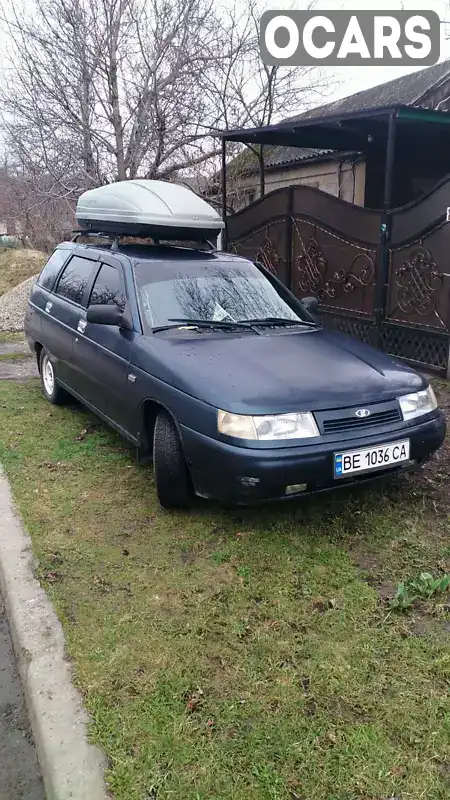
<box><xmin>77</xmin><ymin>319</ymin><xmax>87</xmax><ymax>333</ymax></box>
<box><xmin>45</xmin><ymin>301</ymin><xmax>53</xmax><ymax>313</ymax></box>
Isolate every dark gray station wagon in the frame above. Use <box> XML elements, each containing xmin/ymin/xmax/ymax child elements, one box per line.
<box><xmin>25</xmin><ymin>237</ymin><xmax>446</xmax><ymax>509</ymax></box>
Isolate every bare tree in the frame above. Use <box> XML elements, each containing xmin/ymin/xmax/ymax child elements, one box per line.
<box><xmin>0</xmin><ymin>160</ymin><xmax>76</xmax><ymax>250</ymax></box>
<box><xmin>0</xmin><ymin>0</ymin><xmax>332</xmax><ymax>246</ymax></box>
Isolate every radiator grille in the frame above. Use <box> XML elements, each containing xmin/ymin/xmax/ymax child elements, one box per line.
<box><xmin>322</xmin><ymin>408</ymin><xmax>401</xmax><ymax>434</ymax></box>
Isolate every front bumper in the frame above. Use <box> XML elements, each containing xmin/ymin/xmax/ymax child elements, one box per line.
<box><xmin>181</xmin><ymin>411</ymin><xmax>446</xmax><ymax>504</ymax></box>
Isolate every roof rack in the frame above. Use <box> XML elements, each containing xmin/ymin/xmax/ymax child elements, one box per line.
<box><xmin>71</xmin><ymin>230</ymin><xmax>120</xmax><ymax>248</ymax></box>
<box><xmin>70</xmin><ymin>230</ymin><xmax>217</xmax><ymax>251</ymax></box>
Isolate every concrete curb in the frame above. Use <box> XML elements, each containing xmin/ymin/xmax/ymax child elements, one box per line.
<box><xmin>0</xmin><ymin>467</ymin><xmax>108</xmax><ymax>800</ymax></box>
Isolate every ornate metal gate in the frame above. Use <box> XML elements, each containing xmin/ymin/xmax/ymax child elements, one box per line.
<box><xmin>226</xmin><ymin>182</ymin><xmax>450</xmax><ymax>374</ymax></box>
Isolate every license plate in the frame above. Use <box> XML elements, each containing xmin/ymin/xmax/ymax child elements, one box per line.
<box><xmin>334</xmin><ymin>439</ymin><xmax>410</xmax><ymax>478</ymax></box>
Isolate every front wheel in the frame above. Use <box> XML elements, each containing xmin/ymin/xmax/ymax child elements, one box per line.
<box><xmin>153</xmin><ymin>411</ymin><xmax>193</xmax><ymax>509</ymax></box>
<box><xmin>39</xmin><ymin>349</ymin><xmax>69</xmax><ymax>405</ymax></box>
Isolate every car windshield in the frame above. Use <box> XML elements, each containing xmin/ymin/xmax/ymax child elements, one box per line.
<box><xmin>133</xmin><ymin>257</ymin><xmax>311</xmax><ymax>330</ymax></box>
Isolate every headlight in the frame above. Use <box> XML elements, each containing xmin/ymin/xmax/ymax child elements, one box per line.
<box><xmin>399</xmin><ymin>386</ymin><xmax>437</xmax><ymax>421</ymax></box>
<box><xmin>217</xmin><ymin>410</ymin><xmax>319</xmax><ymax>440</ymax></box>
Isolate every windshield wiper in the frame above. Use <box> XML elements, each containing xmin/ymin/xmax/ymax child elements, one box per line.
<box><xmin>152</xmin><ymin>323</ymin><xmax>193</xmax><ymax>333</ymax></box>
<box><xmin>246</xmin><ymin>317</ymin><xmax>318</xmax><ymax>328</ymax></box>
<box><xmin>152</xmin><ymin>318</ymin><xmax>262</xmax><ymax>334</ymax></box>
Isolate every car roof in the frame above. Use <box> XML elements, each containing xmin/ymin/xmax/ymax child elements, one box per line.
<box><xmin>57</xmin><ymin>240</ymin><xmax>253</xmax><ymax>267</ymax></box>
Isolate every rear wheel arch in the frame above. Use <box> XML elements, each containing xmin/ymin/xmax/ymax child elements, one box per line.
<box><xmin>34</xmin><ymin>342</ymin><xmax>43</xmax><ymax>372</ymax></box>
<box><xmin>39</xmin><ymin>347</ymin><xmax>69</xmax><ymax>405</ymax></box>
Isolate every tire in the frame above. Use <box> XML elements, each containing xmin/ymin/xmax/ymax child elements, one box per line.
<box><xmin>153</xmin><ymin>411</ymin><xmax>193</xmax><ymax>509</ymax></box>
<box><xmin>39</xmin><ymin>348</ymin><xmax>69</xmax><ymax>405</ymax></box>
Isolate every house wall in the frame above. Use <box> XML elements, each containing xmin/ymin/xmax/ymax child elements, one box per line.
<box><xmin>232</xmin><ymin>159</ymin><xmax>366</xmax><ymax>210</ymax></box>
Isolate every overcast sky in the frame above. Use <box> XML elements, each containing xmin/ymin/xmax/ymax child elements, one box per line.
<box><xmin>1</xmin><ymin>1</ymin><xmax>449</xmax><ymax>113</ymax></box>
<box><xmin>311</xmin><ymin>0</ymin><xmax>450</xmax><ymax>100</ymax></box>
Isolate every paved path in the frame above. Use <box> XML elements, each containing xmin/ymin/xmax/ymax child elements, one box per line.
<box><xmin>0</xmin><ymin>605</ymin><xmax>45</xmax><ymax>799</ymax></box>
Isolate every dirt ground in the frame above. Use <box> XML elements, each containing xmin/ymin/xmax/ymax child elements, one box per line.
<box><xmin>403</xmin><ymin>379</ymin><xmax>450</xmax><ymax>513</ymax></box>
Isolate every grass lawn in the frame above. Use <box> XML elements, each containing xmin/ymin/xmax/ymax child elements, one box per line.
<box><xmin>0</xmin><ymin>377</ymin><xmax>449</xmax><ymax>800</ymax></box>
<box><xmin>0</xmin><ymin>247</ymin><xmax>46</xmax><ymax>296</ymax></box>
<box><xmin>0</xmin><ymin>331</ymin><xmax>26</xmax><ymax>343</ymax></box>
<box><xmin>0</xmin><ymin>351</ymin><xmax>30</xmax><ymax>360</ymax></box>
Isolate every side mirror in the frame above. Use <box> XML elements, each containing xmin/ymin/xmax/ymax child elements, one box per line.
<box><xmin>302</xmin><ymin>296</ymin><xmax>319</xmax><ymax>314</ymax></box>
<box><xmin>86</xmin><ymin>304</ymin><xmax>131</xmax><ymax>329</ymax></box>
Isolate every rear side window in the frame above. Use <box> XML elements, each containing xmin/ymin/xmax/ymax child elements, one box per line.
<box><xmin>55</xmin><ymin>256</ymin><xmax>96</xmax><ymax>306</ymax></box>
<box><xmin>89</xmin><ymin>264</ymin><xmax>126</xmax><ymax>311</ymax></box>
<box><xmin>37</xmin><ymin>249</ymin><xmax>68</xmax><ymax>291</ymax></box>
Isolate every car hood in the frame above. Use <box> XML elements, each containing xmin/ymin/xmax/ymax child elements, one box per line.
<box><xmin>134</xmin><ymin>328</ymin><xmax>425</xmax><ymax>414</ymax></box>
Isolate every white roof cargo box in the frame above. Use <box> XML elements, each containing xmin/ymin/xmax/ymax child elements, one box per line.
<box><xmin>75</xmin><ymin>180</ymin><xmax>225</xmax><ymax>241</ymax></box>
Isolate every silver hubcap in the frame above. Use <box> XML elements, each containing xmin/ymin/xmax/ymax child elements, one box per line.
<box><xmin>42</xmin><ymin>356</ymin><xmax>55</xmax><ymax>395</ymax></box>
